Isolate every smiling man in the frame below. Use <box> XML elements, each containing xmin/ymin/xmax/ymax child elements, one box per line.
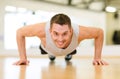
<box><xmin>14</xmin><ymin>13</ymin><xmax>108</xmax><ymax>65</ymax></box>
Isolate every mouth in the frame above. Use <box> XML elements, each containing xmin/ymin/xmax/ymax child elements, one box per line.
<box><xmin>57</xmin><ymin>41</ymin><xmax>64</xmax><ymax>46</ymax></box>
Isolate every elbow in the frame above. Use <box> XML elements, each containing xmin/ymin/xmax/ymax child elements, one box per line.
<box><xmin>98</xmin><ymin>28</ymin><xmax>104</xmax><ymax>36</ymax></box>
<box><xmin>16</xmin><ymin>28</ymin><xmax>24</xmax><ymax>38</ymax></box>
<box><xmin>95</xmin><ymin>28</ymin><xmax>104</xmax><ymax>39</ymax></box>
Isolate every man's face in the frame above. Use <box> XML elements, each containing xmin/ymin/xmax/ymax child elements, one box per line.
<box><xmin>50</xmin><ymin>23</ymin><xmax>73</xmax><ymax>49</ymax></box>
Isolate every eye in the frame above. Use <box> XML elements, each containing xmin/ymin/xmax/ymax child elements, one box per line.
<box><xmin>63</xmin><ymin>32</ymin><xmax>68</xmax><ymax>36</ymax></box>
<box><xmin>54</xmin><ymin>32</ymin><xmax>58</xmax><ymax>36</ymax></box>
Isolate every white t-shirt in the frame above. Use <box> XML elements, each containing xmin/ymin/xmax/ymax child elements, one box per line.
<box><xmin>41</xmin><ymin>21</ymin><xmax>79</xmax><ymax>56</ymax></box>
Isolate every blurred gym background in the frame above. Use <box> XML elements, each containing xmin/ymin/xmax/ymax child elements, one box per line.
<box><xmin>0</xmin><ymin>0</ymin><xmax>120</xmax><ymax>56</ymax></box>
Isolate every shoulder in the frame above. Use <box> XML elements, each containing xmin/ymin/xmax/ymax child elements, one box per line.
<box><xmin>71</xmin><ymin>23</ymin><xmax>80</xmax><ymax>36</ymax></box>
<box><xmin>78</xmin><ymin>25</ymin><xmax>103</xmax><ymax>42</ymax></box>
<box><xmin>34</xmin><ymin>22</ymin><xmax>48</xmax><ymax>38</ymax></box>
<box><xmin>18</xmin><ymin>22</ymin><xmax>48</xmax><ymax>38</ymax></box>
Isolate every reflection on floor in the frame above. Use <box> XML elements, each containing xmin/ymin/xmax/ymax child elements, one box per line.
<box><xmin>0</xmin><ymin>57</ymin><xmax>120</xmax><ymax>79</ymax></box>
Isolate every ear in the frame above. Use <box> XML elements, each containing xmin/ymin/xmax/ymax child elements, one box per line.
<box><xmin>70</xmin><ymin>28</ymin><xmax>73</xmax><ymax>33</ymax></box>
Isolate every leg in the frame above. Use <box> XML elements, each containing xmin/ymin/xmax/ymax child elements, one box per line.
<box><xmin>39</xmin><ymin>45</ymin><xmax>56</xmax><ymax>61</ymax></box>
<box><xmin>48</xmin><ymin>55</ymin><xmax>56</xmax><ymax>61</ymax></box>
<box><xmin>65</xmin><ymin>49</ymin><xmax>77</xmax><ymax>61</ymax></box>
<box><xmin>39</xmin><ymin>45</ymin><xmax>48</xmax><ymax>54</ymax></box>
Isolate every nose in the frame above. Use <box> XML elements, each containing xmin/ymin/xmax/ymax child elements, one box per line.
<box><xmin>58</xmin><ymin>35</ymin><xmax>63</xmax><ymax>41</ymax></box>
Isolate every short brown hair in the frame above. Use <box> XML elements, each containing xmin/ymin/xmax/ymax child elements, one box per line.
<box><xmin>50</xmin><ymin>13</ymin><xmax>71</xmax><ymax>28</ymax></box>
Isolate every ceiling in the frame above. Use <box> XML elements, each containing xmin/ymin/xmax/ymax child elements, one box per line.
<box><xmin>30</xmin><ymin>0</ymin><xmax>120</xmax><ymax>11</ymax></box>
<box><xmin>106</xmin><ymin>0</ymin><xmax>120</xmax><ymax>9</ymax></box>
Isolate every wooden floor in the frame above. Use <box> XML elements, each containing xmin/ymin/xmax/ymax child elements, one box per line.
<box><xmin>0</xmin><ymin>56</ymin><xmax>120</xmax><ymax>79</ymax></box>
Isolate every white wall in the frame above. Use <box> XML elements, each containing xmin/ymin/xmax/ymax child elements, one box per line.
<box><xmin>0</xmin><ymin>0</ymin><xmax>5</xmax><ymax>49</ymax></box>
<box><xmin>1</xmin><ymin>0</ymin><xmax>119</xmax><ymax>57</ymax></box>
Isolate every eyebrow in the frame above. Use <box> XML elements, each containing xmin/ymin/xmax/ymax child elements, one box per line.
<box><xmin>53</xmin><ymin>31</ymin><xmax>68</xmax><ymax>33</ymax></box>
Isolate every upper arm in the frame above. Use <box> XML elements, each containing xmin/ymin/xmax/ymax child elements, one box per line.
<box><xmin>78</xmin><ymin>26</ymin><xmax>103</xmax><ymax>42</ymax></box>
<box><xmin>16</xmin><ymin>22</ymin><xmax>46</xmax><ymax>38</ymax></box>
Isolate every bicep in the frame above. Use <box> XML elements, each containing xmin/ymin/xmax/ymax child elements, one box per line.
<box><xmin>78</xmin><ymin>26</ymin><xmax>100</xmax><ymax>41</ymax></box>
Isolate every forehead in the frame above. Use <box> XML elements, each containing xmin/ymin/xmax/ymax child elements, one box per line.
<box><xmin>51</xmin><ymin>23</ymin><xmax>70</xmax><ymax>32</ymax></box>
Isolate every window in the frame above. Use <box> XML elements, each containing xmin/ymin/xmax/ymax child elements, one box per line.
<box><xmin>4</xmin><ymin>6</ymin><xmax>55</xmax><ymax>49</ymax></box>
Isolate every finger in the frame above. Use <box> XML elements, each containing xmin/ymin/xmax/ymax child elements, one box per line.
<box><xmin>105</xmin><ymin>62</ymin><xmax>109</xmax><ymax>65</ymax></box>
<box><xmin>100</xmin><ymin>60</ymin><xmax>106</xmax><ymax>65</ymax></box>
<box><xmin>98</xmin><ymin>61</ymin><xmax>102</xmax><ymax>65</ymax></box>
<box><xmin>26</xmin><ymin>61</ymin><xmax>30</xmax><ymax>65</ymax></box>
<box><xmin>13</xmin><ymin>61</ymin><xmax>19</xmax><ymax>65</ymax></box>
<box><xmin>17</xmin><ymin>61</ymin><xmax>24</xmax><ymax>65</ymax></box>
<box><xmin>93</xmin><ymin>61</ymin><xmax>98</xmax><ymax>65</ymax></box>
<box><xmin>18</xmin><ymin>61</ymin><xmax>27</xmax><ymax>65</ymax></box>
<box><xmin>20</xmin><ymin>63</ymin><xmax>26</xmax><ymax>65</ymax></box>
<box><xmin>20</xmin><ymin>60</ymin><xmax>30</xmax><ymax>65</ymax></box>
<box><xmin>101</xmin><ymin>60</ymin><xmax>109</xmax><ymax>65</ymax></box>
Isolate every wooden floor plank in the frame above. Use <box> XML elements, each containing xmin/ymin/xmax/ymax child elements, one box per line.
<box><xmin>0</xmin><ymin>57</ymin><xmax>120</xmax><ymax>79</ymax></box>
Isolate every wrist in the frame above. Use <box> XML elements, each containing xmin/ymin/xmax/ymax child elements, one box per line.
<box><xmin>94</xmin><ymin>56</ymin><xmax>101</xmax><ymax>60</ymax></box>
<box><xmin>20</xmin><ymin>57</ymin><xmax>27</xmax><ymax>61</ymax></box>
<box><xmin>20</xmin><ymin>55</ymin><xmax>27</xmax><ymax>60</ymax></box>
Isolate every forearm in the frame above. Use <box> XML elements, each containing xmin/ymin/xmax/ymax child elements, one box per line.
<box><xmin>94</xmin><ymin>29</ymin><xmax>104</xmax><ymax>59</ymax></box>
<box><xmin>93</xmin><ymin>32</ymin><xmax>109</xmax><ymax>65</ymax></box>
<box><xmin>16</xmin><ymin>30</ymin><xmax>27</xmax><ymax>60</ymax></box>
